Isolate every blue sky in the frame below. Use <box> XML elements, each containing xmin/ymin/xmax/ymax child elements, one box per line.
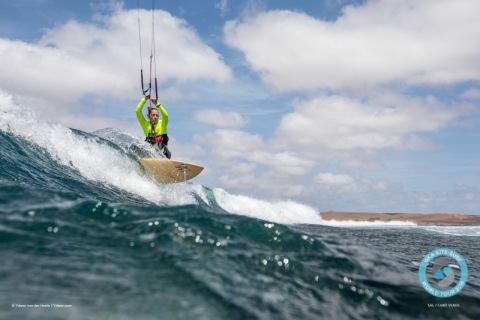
<box><xmin>1</xmin><ymin>0</ymin><xmax>480</xmax><ymax>214</ymax></box>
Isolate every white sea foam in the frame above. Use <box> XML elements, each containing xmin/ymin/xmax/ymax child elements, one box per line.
<box><xmin>213</xmin><ymin>188</ymin><xmax>323</xmax><ymax>225</ymax></box>
<box><xmin>318</xmin><ymin>219</ymin><xmax>417</xmax><ymax>227</ymax></box>
<box><xmin>423</xmin><ymin>226</ymin><xmax>480</xmax><ymax>237</ymax></box>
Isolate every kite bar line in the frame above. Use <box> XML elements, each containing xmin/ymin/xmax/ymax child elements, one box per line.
<box><xmin>152</xmin><ymin>0</ymin><xmax>159</xmax><ymax>101</ymax></box>
<box><xmin>137</xmin><ymin>0</ymin><xmax>158</xmax><ymax>98</ymax></box>
<box><xmin>137</xmin><ymin>1</ymin><xmax>147</xmax><ymax>95</ymax></box>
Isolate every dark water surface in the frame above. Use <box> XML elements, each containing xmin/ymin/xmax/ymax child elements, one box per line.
<box><xmin>1</xmin><ymin>108</ymin><xmax>479</xmax><ymax>320</ymax></box>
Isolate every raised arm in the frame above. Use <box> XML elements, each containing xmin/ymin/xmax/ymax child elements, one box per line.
<box><xmin>135</xmin><ymin>95</ymin><xmax>150</xmax><ymax>135</ymax></box>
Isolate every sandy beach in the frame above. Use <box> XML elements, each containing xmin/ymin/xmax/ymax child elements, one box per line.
<box><xmin>319</xmin><ymin>211</ymin><xmax>480</xmax><ymax>226</ymax></box>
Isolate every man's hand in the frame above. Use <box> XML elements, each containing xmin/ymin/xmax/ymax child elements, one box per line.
<box><xmin>150</xmin><ymin>97</ymin><xmax>157</xmax><ymax>104</ymax></box>
<box><xmin>144</xmin><ymin>93</ymin><xmax>151</xmax><ymax>99</ymax></box>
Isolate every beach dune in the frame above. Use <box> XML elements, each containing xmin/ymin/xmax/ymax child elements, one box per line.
<box><xmin>319</xmin><ymin>211</ymin><xmax>480</xmax><ymax>226</ymax></box>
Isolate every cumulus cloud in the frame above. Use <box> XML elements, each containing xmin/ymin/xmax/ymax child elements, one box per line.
<box><xmin>0</xmin><ymin>4</ymin><xmax>232</xmax><ymax>107</ymax></box>
<box><xmin>196</xmin><ymin>128</ymin><xmax>316</xmax><ymax>175</ymax></box>
<box><xmin>164</xmin><ymin>137</ymin><xmax>206</xmax><ymax>163</ymax></box>
<box><xmin>314</xmin><ymin>172</ymin><xmax>394</xmax><ymax>194</ymax></box>
<box><xmin>218</xmin><ymin>173</ymin><xmax>256</xmax><ymax>189</ymax></box>
<box><xmin>192</xmin><ymin>127</ymin><xmax>316</xmax><ymax>198</ymax></box>
<box><xmin>196</xmin><ymin>129</ymin><xmax>264</xmax><ymax>158</ymax></box>
<box><xmin>224</xmin><ymin>0</ymin><xmax>480</xmax><ymax>92</ymax></box>
<box><xmin>274</xmin><ymin>94</ymin><xmax>457</xmax><ymax>152</ymax></box>
<box><xmin>213</xmin><ymin>0</ymin><xmax>480</xmax><ymax>205</ymax></box>
<box><xmin>194</xmin><ymin>109</ymin><xmax>249</xmax><ymax>127</ymax></box>
<box><xmin>339</xmin><ymin>159</ymin><xmax>384</xmax><ymax>170</ymax></box>
<box><xmin>215</xmin><ymin>0</ymin><xmax>229</xmax><ymax>17</ymax></box>
<box><xmin>461</xmin><ymin>88</ymin><xmax>480</xmax><ymax>100</ymax></box>
<box><xmin>315</xmin><ymin>173</ymin><xmax>354</xmax><ymax>186</ymax></box>
<box><xmin>218</xmin><ymin>168</ymin><xmax>307</xmax><ymax>197</ymax></box>
<box><xmin>248</xmin><ymin>151</ymin><xmax>315</xmax><ymax>175</ymax></box>
<box><xmin>192</xmin><ymin>90</ymin><xmax>468</xmax><ymax>197</ymax></box>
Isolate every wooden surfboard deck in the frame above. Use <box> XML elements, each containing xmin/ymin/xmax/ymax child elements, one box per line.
<box><xmin>139</xmin><ymin>158</ymin><xmax>204</xmax><ymax>184</ymax></box>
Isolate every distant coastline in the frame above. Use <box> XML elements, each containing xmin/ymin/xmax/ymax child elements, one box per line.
<box><xmin>319</xmin><ymin>211</ymin><xmax>480</xmax><ymax>226</ymax></box>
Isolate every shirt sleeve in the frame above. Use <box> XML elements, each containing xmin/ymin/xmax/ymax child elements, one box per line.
<box><xmin>156</xmin><ymin>102</ymin><xmax>169</xmax><ymax>134</ymax></box>
<box><xmin>135</xmin><ymin>97</ymin><xmax>150</xmax><ymax>136</ymax></box>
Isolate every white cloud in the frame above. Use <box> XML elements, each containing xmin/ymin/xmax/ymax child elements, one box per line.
<box><xmin>219</xmin><ymin>173</ymin><xmax>256</xmax><ymax>189</ymax></box>
<box><xmin>248</xmin><ymin>151</ymin><xmax>315</xmax><ymax>175</ymax></box>
<box><xmin>195</xmin><ymin>129</ymin><xmax>264</xmax><ymax>158</ymax></box>
<box><xmin>215</xmin><ymin>0</ymin><xmax>228</xmax><ymax>17</ymax></box>
<box><xmin>339</xmin><ymin>159</ymin><xmax>384</xmax><ymax>170</ymax></box>
<box><xmin>196</xmin><ymin>129</ymin><xmax>315</xmax><ymax>175</ymax></box>
<box><xmin>315</xmin><ymin>173</ymin><xmax>354</xmax><ymax>186</ymax></box>
<box><xmin>0</xmin><ymin>4</ymin><xmax>232</xmax><ymax>107</ymax></box>
<box><xmin>165</xmin><ymin>137</ymin><xmax>206</xmax><ymax>163</ymax></box>
<box><xmin>314</xmin><ymin>172</ymin><xmax>394</xmax><ymax>194</ymax></box>
<box><xmin>274</xmin><ymin>94</ymin><xmax>457</xmax><ymax>152</ymax></box>
<box><xmin>224</xmin><ymin>0</ymin><xmax>480</xmax><ymax>92</ymax></box>
<box><xmin>158</xmin><ymin>87</ymin><xmax>200</xmax><ymax>102</ymax></box>
<box><xmin>211</xmin><ymin>0</ymin><xmax>480</xmax><ymax>207</ymax></box>
<box><xmin>236</xmin><ymin>162</ymin><xmax>258</xmax><ymax>174</ymax></box>
<box><xmin>218</xmin><ymin>168</ymin><xmax>307</xmax><ymax>197</ymax></box>
<box><xmin>192</xmin><ymin>91</ymin><xmax>466</xmax><ymax>198</ymax></box>
<box><xmin>194</xmin><ymin>109</ymin><xmax>249</xmax><ymax>127</ymax></box>
<box><xmin>461</xmin><ymin>88</ymin><xmax>480</xmax><ymax>100</ymax></box>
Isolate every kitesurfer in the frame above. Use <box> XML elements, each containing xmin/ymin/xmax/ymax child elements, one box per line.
<box><xmin>135</xmin><ymin>94</ymin><xmax>171</xmax><ymax>159</ymax></box>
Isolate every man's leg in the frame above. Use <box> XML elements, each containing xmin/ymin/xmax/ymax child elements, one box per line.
<box><xmin>162</xmin><ymin>145</ymin><xmax>171</xmax><ymax>159</ymax></box>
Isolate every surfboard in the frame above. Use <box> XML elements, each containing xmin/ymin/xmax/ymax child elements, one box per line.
<box><xmin>139</xmin><ymin>158</ymin><xmax>204</xmax><ymax>184</ymax></box>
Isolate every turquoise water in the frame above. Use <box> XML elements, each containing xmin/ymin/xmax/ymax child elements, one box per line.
<box><xmin>1</xmin><ymin>97</ymin><xmax>479</xmax><ymax>319</ymax></box>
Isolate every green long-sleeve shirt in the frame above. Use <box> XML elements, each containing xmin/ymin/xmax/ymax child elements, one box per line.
<box><xmin>135</xmin><ymin>97</ymin><xmax>169</xmax><ymax>137</ymax></box>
